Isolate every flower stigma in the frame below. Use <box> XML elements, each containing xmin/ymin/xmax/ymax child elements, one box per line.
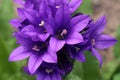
<box><xmin>56</xmin><ymin>29</ymin><xmax>67</xmax><ymax>40</ymax></box>
<box><xmin>32</xmin><ymin>45</ymin><xmax>40</xmax><ymax>51</ymax></box>
<box><xmin>56</xmin><ymin>5</ymin><xmax>60</xmax><ymax>8</ymax></box>
<box><xmin>45</xmin><ymin>69</ymin><xmax>53</xmax><ymax>74</ymax></box>
<box><xmin>39</xmin><ymin>21</ymin><xmax>44</xmax><ymax>26</ymax></box>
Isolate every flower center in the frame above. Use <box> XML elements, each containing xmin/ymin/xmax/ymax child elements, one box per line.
<box><xmin>39</xmin><ymin>21</ymin><xmax>44</xmax><ymax>26</ymax></box>
<box><xmin>75</xmin><ymin>47</ymin><xmax>80</xmax><ymax>52</ymax></box>
<box><xmin>32</xmin><ymin>45</ymin><xmax>40</xmax><ymax>51</ymax></box>
<box><xmin>45</xmin><ymin>69</ymin><xmax>53</xmax><ymax>74</ymax></box>
<box><xmin>32</xmin><ymin>43</ymin><xmax>47</xmax><ymax>52</ymax></box>
<box><xmin>55</xmin><ymin>5</ymin><xmax>60</xmax><ymax>8</ymax></box>
<box><xmin>56</xmin><ymin>29</ymin><xmax>67</xmax><ymax>40</ymax></box>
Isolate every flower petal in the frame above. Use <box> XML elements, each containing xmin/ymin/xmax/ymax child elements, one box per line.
<box><xmin>95</xmin><ymin>34</ymin><xmax>117</xmax><ymax>49</ymax></box>
<box><xmin>21</xmin><ymin>25</ymin><xmax>37</xmax><ymax>32</ymax></box>
<box><xmin>23</xmin><ymin>9</ymin><xmax>38</xmax><ymax>24</ymax></box>
<box><xmin>38</xmin><ymin>33</ymin><xmax>50</xmax><ymax>41</ymax></box>
<box><xmin>75</xmin><ymin>52</ymin><xmax>86</xmax><ymax>62</ymax></box>
<box><xmin>91</xmin><ymin>48</ymin><xmax>102</xmax><ymax>67</ymax></box>
<box><xmin>28</xmin><ymin>54</ymin><xmax>43</xmax><ymax>74</ymax></box>
<box><xmin>49</xmin><ymin>37</ymin><xmax>65</xmax><ymax>51</ymax></box>
<box><xmin>9</xmin><ymin>46</ymin><xmax>31</xmax><ymax>61</ymax></box>
<box><xmin>21</xmin><ymin>25</ymin><xmax>40</xmax><ymax>41</ymax></box>
<box><xmin>69</xmin><ymin>0</ymin><xmax>82</xmax><ymax>13</ymax></box>
<box><xmin>94</xmin><ymin>16</ymin><xmax>106</xmax><ymax>34</ymax></box>
<box><xmin>66</xmin><ymin>32</ymin><xmax>84</xmax><ymax>45</ymax></box>
<box><xmin>10</xmin><ymin>19</ymin><xmax>21</xmax><ymax>28</ymax></box>
<box><xmin>70</xmin><ymin>15</ymin><xmax>90</xmax><ymax>32</ymax></box>
<box><xmin>17</xmin><ymin>8</ymin><xmax>25</xmax><ymax>19</ymax></box>
<box><xmin>42</xmin><ymin>47</ymin><xmax>57</xmax><ymax>63</ymax></box>
<box><xmin>14</xmin><ymin>0</ymin><xmax>24</xmax><ymax>6</ymax></box>
<box><xmin>37</xmin><ymin>71</ymin><xmax>45</xmax><ymax>80</ymax></box>
<box><xmin>44</xmin><ymin>75</ymin><xmax>51</xmax><ymax>80</ymax></box>
<box><xmin>52</xmin><ymin>72</ymin><xmax>62</xmax><ymax>80</ymax></box>
<box><xmin>55</xmin><ymin>5</ymin><xmax>64</xmax><ymax>25</ymax></box>
<box><xmin>44</xmin><ymin>17</ymin><xmax>56</xmax><ymax>35</ymax></box>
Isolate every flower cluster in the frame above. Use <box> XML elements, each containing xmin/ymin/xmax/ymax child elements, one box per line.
<box><xmin>9</xmin><ymin>0</ymin><xmax>117</xmax><ymax>80</ymax></box>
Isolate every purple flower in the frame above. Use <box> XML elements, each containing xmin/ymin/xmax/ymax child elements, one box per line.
<box><xmin>44</xmin><ymin>6</ymin><xmax>90</xmax><ymax>52</ymax></box>
<box><xmin>46</xmin><ymin>0</ymin><xmax>83</xmax><ymax>14</ymax></box>
<box><xmin>68</xmin><ymin>43</ymin><xmax>90</xmax><ymax>62</ymax></box>
<box><xmin>10</xmin><ymin>7</ymin><xmax>51</xmax><ymax>41</ymax></box>
<box><xmin>87</xmin><ymin>16</ymin><xmax>117</xmax><ymax>66</ymax></box>
<box><xmin>23</xmin><ymin>0</ymin><xmax>83</xmax><ymax>13</ymax></box>
<box><xmin>36</xmin><ymin>63</ymin><xmax>62</xmax><ymax>80</ymax></box>
<box><xmin>9</xmin><ymin>33</ymin><xmax>57</xmax><ymax>74</ymax></box>
<box><xmin>24</xmin><ymin>63</ymin><xmax>62</xmax><ymax>80</ymax></box>
<box><xmin>23</xmin><ymin>46</ymin><xmax>74</xmax><ymax>80</ymax></box>
<box><xmin>9</xmin><ymin>0</ymin><xmax>117</xmax><ymax>79</ymax></box>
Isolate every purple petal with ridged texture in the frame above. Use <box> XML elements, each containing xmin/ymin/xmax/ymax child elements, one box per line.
<box><xmin>44</xmin><ymin>75</ymin><xmax>51</xmax><ymax>80</ymax></box>
<box><xmin>63</xmin><ymin>0</ymin><xmax>69</xmax><ymax>4</ymax></box>
<box><xmin>38</xmin><ymin>33</ymin><xmax>50</xmax><ymax>41</ymax></box>
<box><xmin>23</xmin><ymin>9</ymin><xmax>38</xmax><ymax>24</ymax></box>
<box><xmin>55</xmin><ymin>5</ymin><xmax>64</xmax><ymax>25</ymax></box>
<box><xmin>52</xmin><ymin>72</ymin><xmax>62</xmax><ymax>80</ymax></box>
<box><xmin>24</xmin><ymin>0</ymin><xmax>34</xmax><ymax>9</ymax></box>
<box><xmin>93</xmin><ymin>16</ymin><xmax>106</xmax><ymax>34</ymax></box>
<box><xmin>44</xmin><ymin>17</ymin><xmax>56</xmax><ymax>35</ymax></box>
<box><xmin>66</xmin><ymin>32</ymin><xmax>83</xmax><ymax>45</ymax></box>
<box><xmin>9</xmin><ymin>46</ymin><xmax>31</xmax><ymax>61</ymax></box>
<box><xmin>14</xmin><ymin>0</ymin><xmax>24</xmax><ymax>6</ymax></box>
<box><xmin>10</xmin><ymin>19</ymin><xmax>21</xmax><ymax>28</ymax></box>
<box><xmin>49</xmin><ymin>37</ymin><xmax>65</xmax><ymax>51</ymax></box>
<box><xmin>42</xmin><ymin>47</ymin><xmax>57</xmax><ymax>63</ymax></box>
<box><xmin>14</xmin><ymin>32</ymin><xmax>32</xmax><ymax>45</ymax></box>
<box><xmin>69</xmin><ymin>0</ymin><xmax>82</xmax><ymax>13</ymax></box>
<box><xmin>21</xmin><ymin>25</ymin><xmax>40</xmax><ymax>41</ymax></box>
<box><xmin>95</xmin><ymin>34</ymin><xmax>117</xmax><ymax>49</ymax></box>
<box><xmin>91</xmin><ymin>48</ymin><xmax>102</xmax><ymax>67</ymax></box>
<box><xmin>21</xmin><ymin>25</ymin><xmax>37</xmax><ymax>32</ymax></box>
<box><xmin>75</xmin><ymin>52</ymin><xmax>86</xmax><ymax>62</ymax></box>
<box><xmin>70</xmin><ymin>15</ymin><xmax>90</xmax><ymax>32</ymax></box>
<box><xmin>23</xmin><ymin>66</ymin><xmax>31</xmax><ymax>75</ymax></box>
<box><xmin>17</xmin><ymin>8</ymin><xmax>25</xmax><ymax>19</ymax></box>
<box><xmin>28</xmin><ymin>55</ymin><xmax>43</xmax><ymax>74</ymax></box>
<box><xmin>37</xmin><ymin>71</ymin><xmax>45</xmax><ymax>80</ymax></box>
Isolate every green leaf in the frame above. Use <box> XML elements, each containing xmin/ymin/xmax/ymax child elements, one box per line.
<box><xmin>114</xmin><ymin>26</ymin><xmax>120</xmax><ymax>58</ymax></box>
<box><xmin>101</xmin><ymin>60</ymin><xmax>119</xmax><ymax>80</ymax></box>
<box><xmin>65</xmin><ymin>51</ymin><xmax>100</xmax><ymax>80</ymax></box>
<box><xmin>0</xmin><ymin>37</ymin><xmax>19</xmax><ymax>80</ymax></box>
<box><xmin>72</xmin><ymin>61</ymin><xmax>83</xmax><ymax>78</ymax></box>
<box><xmin>114</xmin><ymin>73</ymin><xmax>120</xmax><ymax>80</ymax></box>
<box><xmin>76</xmin><ymin>0</ymin><xmax>93</xmax><ymax>15</ymax></box>
<box><xmin>82</xmin><ymin>52</ymin><xmax>100</xmax><ymax>80</ymax></box>
<box><xmin>65</xmin><ymin>73</ymin><xmax>82</xmax><ymax>80</ymax></box>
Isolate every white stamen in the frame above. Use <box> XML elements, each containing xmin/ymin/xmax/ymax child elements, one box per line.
<box><xmin>56</xmin><ymin>5</ymin><xmax>60</xmax><ymax>8</ymax></box>
<box><xmin>45</xmin><ymin>69</ymin><xmax>53</xmax><ymax>74</ymax></box>
<box><xmin>60</xmin><ymin>29</ymin><xmax>67</xmax><ymax>36</ymax></box>
<box><xmin>32</xmin><ymin>45</ymin><xmax>40</xmax><ymax>51</ymax></box>
<box><xmin>39</xmin><ymin>21</ymin><xmax>44</xmax><ymax>26</ymax></box>
<box><xmin>75</xmin><ymin>47</ymin><xmax>80</xmax><ymax>52</ymax></box>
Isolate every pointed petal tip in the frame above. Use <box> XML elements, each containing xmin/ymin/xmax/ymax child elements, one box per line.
<box><xmin>8</xmin><ymin>46</ymin><xmax>30</xmax><ymax>62</ymax></box>
<box><xmin>42</xmin><ymin>52</ymin><xmax>57</xmax><ymax>63</ymax></box>
<box><xmin>50</xmin><ymin>37</ymin><xmax>65</xmax><ymax>52</ymax></box>
<box><xmin>91</xmin><ymin>48</ymin><xmax>103</xmax><ymax>68</ymax></box>
<box><xmin>28</xmin><ymin>55</ymin><xmax>43</xmax><ymax>74</ymax></box>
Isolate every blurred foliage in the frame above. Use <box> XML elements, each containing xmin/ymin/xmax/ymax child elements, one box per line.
<box><xmin>0</xmin><ymin>0</ymin><xmax>120</xmax><ymax>80</ymax></box>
